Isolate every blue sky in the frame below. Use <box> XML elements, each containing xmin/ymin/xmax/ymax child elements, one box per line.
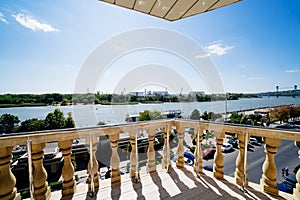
<box><xmin>0</xmin><ymin>0</ymin><xmax>299</xmax><ymax>94</ymax></box>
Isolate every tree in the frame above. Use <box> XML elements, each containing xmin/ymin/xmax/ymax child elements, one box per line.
<box><xmin>0</xmin><ymin>114</ymin><xmax>20</xmax><ymax>134</ymax></box>
<box><xmin>44</xmin><ymin>109</ymin><xmax>66</xmax><ymax>129</ymax></box>
<box><xmin>138</xmin><ymin>110</ymin><xmax>151</xmax><ymax>121</ymax></box>
<box><xmin>190</xmin><ymin>109</ymin><xmax>200</xmax><ymax>120</ymax></box>
<box><xmin>230</xmin><ymin>112</ymin><xmax>243</xmax><ymax>124</ymax></box>
<box><xmin>270</xmin><ymin>106</ymin><xmax>290</xmax><ymax>124</ymax></box>
<box><xmin>18</xmin><ymin>118</ymin><xmax>45</xmax><ymax>132</ymax></box>
<box><xmin>97</xmin><ymin>121</ymin><xmax>106</xmax><ymax>126</ymax></box>
<box><xmin>138</xmin><ymin>110</ymin><xmax>165</xmax><ymax>121</ymax></box>
<box><xmin>201</xmin><ymin>111</ymin><xmax>209</xmax><ymax>120</ymax></box>
<box><xmin>65</xmin><ymin>112</ymin><xmax>75</xmax><ymax>128</ymax></box>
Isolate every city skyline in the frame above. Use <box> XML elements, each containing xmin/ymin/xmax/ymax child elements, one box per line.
<box><xmin>0</xmin><ymin>0</ymin><xmax>299</xmax><ymax>94</ymax></box>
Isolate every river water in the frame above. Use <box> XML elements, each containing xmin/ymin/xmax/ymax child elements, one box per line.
<box><xmin>0</xmin><ymin>96</ymin><xmax>299</xmax><ymax>128</ymax></box>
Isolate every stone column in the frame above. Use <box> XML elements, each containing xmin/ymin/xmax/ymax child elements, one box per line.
<box><xmin>194</xmin><ymin>128</ymin><xmax>203</xmax><ymax>173</ymax></box>
<box><xmin>162</xmin><ymin>126</ymin><xmax>171</xmax><ymax>170</ymax></box>
<box><xmin>176</xmin><ymin>132</ymin><xmax>185</xmax><ymax>168</ymax></box>
<box><xmin>31</xmin><ymin>143</ymin><xmax>50</xmax><ymax>200</ymax></box>
<box><xmin>260</xmin><ymin>137</ymin><xmax>281</xmax><ymax>196</ymax></box>
<box><xmin>58</xmin><ymin>139</ymin><xmax>76</xmax><ymax>197</ymax></box>
<box><xmin>147</xmin><ymin>130</ymin><xmax>156</xmax><ymax>173</ymax></box>
<box><xmin>87</xmin><ymin>136</ymin><xmax>99</xmax><ymax>192</ymax></box>
<box><xmin>294</xmin><ymin>141</ymin><xmax>300</xmax><ymax>199</ymax></box>
<box><xmin>0</xmin><ymin>146</ymin><xmax>20</xmax><ymax>200</ymax></box>
<box><xmin>235</xmin><ymin>132</ymin><xmax>249</xmax><ymax>186</ymax></box>
<box><xmin>213</xmin><ymin>131</ymin><xmax>224</xmax><ymax>180</ymax></box>
<box><xmin>110</xmin><ymin>133</ymin><xmax>120</xmax><ymax>183</ymax></box>
<box><xmin>129</xmin><ymin>134</ymin><xmax>137</xmax><ymax>178</ymax></box>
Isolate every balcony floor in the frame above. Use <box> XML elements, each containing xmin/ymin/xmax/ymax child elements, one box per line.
<box><xmin>51</xmin><ymin>164</ymin><xmax>293</xmax><ymax>200</ymax></box>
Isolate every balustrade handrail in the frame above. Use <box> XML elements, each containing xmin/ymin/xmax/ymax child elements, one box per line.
<box><xmin>1</xmin><ymin>119</ymin><xmax>300</xmax><ymax>147</ymax></box>
<box><xmin>1</xmin><ymin>118</ymin><xmax>300</xmax><ymax>199</ymax></box>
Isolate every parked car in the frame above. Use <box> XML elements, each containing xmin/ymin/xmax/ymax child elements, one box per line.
<box><xmin>277</xmin><ymin>174</ymin><xmax>297</xmax><ymax>194</ymax></box>
<box><xmin>228</xmin><ymin>139</ymin><xmax>239</xmax><ymax>148</ymax></box>
<box><xmin>249</xmin><ymin>138</ymin><xmax>261</xmax><ymax>146</ymax></box>
<box><xmin>203</xmin><ymin>165</ymin><xmax>213</xmax><ymax>172</ymax></box>
<box><xmin>202</xmin><ymin>147</ymin><xmax>216</xmax><ymax>160</ymax></box>
<box><xmin>222</xmin><ymin>143</ymin><xmax>233</xmax><ymax>153</ymax></box>
<box><xmin>276</xmin><ymin>123</ymin><xmax>297</xmax><ymax>129</ymax></box>
<box><xmin>293</xmin><ymin>164</ymin><xmax>300</xmax><ymax>174</ymax></box>
<box><xmin>172</xmin><ymin>151</ymin><xmax>195</xmax><ymax>166</ymax></box>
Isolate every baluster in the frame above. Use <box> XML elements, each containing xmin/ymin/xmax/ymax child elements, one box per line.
<box><xmin>260</xmin><ymin>137</ymin><xmax>281</xmax><ymax>196</ymax></box>
<box><xmin>0</xmin><ymin>146</ymin><xmax>20</xmax><ymax>200</ymax></box>
<box><xmin>194</xmin><ymin>127</ymin><xmax>203</xmax><ymax>173</ymax></box>
<box><xmin>162</xmin><ymin>125</ymin><xmax>171</xmax><ymax>170</ymax></box>
<box><xmin>87</xmin><ymin>135</ymin><xmax>99</xmax><ymax>193</ymax></box>
<box><xmin>129</xmin><ymin>133</ymin><xmax>137</xmax><ymax>178</ymax></box>
<box><xmin>110</xmin><ymin>133</ymin><xmax>120</xmax><ymax>183</ymax></box>
<box><xmin>176</xmin><ymin>131</ymin><xmax>185</xmax><ymax>168</ymax></box>
<box><xmin>147</xmin><ymin>129</ymin><xmax>156</xmax><ymax>173</ymax></box>
<box><xmin>235</xmin><ymin>132</ymin><xmax>249</xmax><ymax>186</ymax></box>
<box><xmin>31</xmin><ymin>143</ymin><xmax>50</xmax><ymax>200</ymax></box>
<box><xmin>213</xmin><ymin>131</ymin><xmax>224</xmax><ymax>180</ymax></box>
<box><xmin>294</xmin><ymin>141</ymin><xmax>300</xmax><ymax>199</ymax></box>
<box><xmin>58</xmin><ymin>139</ymin><xmax>76</xmax><ymax>197</ymax></box>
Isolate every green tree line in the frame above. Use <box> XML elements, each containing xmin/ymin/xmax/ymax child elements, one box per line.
<box><xmin>0</xmin><ymin>109</ymin><xmax>75</xmax><ymax>134</ymax></box>
<box><xmin>0</xmin><ymin>92</ymin><xmax>260</xmax><ymax>108</ymax></box>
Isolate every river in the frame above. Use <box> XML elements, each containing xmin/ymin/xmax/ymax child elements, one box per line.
<box><xmin>0</xmin><ymin>96</ymin><xmax>299</xmax><ymax>128</ymax></box>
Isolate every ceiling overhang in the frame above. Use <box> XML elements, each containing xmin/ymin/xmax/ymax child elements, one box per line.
<box><xmin>99</xmin><ymin>0</ymin><xmax>241</xmax><ymax>21</ymax></box>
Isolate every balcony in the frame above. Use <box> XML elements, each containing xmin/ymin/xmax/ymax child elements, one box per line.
<box><xmin>0</xmin><ymin>119</ymin><xmax>299</xmax><ymax>200</ymax></box>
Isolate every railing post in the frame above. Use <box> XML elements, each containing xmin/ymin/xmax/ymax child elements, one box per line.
<box><xmin>194</xmin><ymin>127</ymin><xmax>203</xmax><ymax>174</ymax></box>
<box><xmin>87</xmin><ymin>134</ymin><xmax>99</xmax><ymax>194</ymax></box>
<box><xmin>129</xmin><ymin>133</ymin><xmax>137</xmax><ymax>178</ymax></box>
<box><xmin>0</xmin><ymin>146</ymin><xmax>20</xmax><ymax>200</ymax></box>
<box><xmin>147</xmin><ymin>129</ymin><xmax>156</xmax><ymax>173</ymax></box>
<box><xmin>176</xmin><ymin>131</ymin><xmax>185</xmax><ymax>168</ymax></box>
<box><xmin>58</xmin><ymin>139</ymin><xmax>76</xmax><ymax>197</ymax></box>
<box><xmin>162</xmin><ymin>125</ymin><xmax>171</xmax><ymax>170</ymax></box>
<box><xmin>294</xmin><ymin>141</ymin><xmax>300</xmax><ymax>199</ymax></box>
<box><xmin>260</xmin><ymin>137</ymin><xmax>281</xmax><ymax>196</ymax></box>
<box><xmin>31</xmin><ymin>143</ymin><xmax>50</xmax><ymax>200</ymax></box>
<box><xmin>110</xmin><ymin>133</ymin><xmax>120</xmax><ymax>183</ymax></box>
<box><xmin>235</xmin><ymin>131</ymin><xmax>249</xmax><ymax>187</ymax></box>
<box><xmin>213</xmin><ymin>131</ymin><xmax>225</xmax><ymax>180</ymax></box>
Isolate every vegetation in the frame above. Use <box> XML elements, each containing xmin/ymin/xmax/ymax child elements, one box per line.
<box><xmin>138</xmin><ymin>110</ymin><xmax>165</xmax><ymax>121</ymax></box>
<box><xmin>201</xmin><ymin>111</ymin><xmax>223</xmax><ymax>121</ymax></box>
<box><xmin>269</xmin><ymin>105</ymin><xmax>300</xmax><ymax>124</ymax></box>
<box><xmin>97</xmin><ymin>121</ymin><xmax>106</xmax><ymax>126</ymax></box>
<box><xmin>229</xmin><ymin>112</ymin><xmax>263</xmax><ymax>125</ymax></box>
<box><xmin>0</xmin><ymin>92</ymin><xmax>262</xmax><ymax>108</ymax></box>
<box><xmin>0</xmin><ymin>114</ymin><xmax>20</xmax><ymax>134</ymax></box>
<box><xmin>190</xmin><ymin>109</ymin><xmax>201</xmax><ymax>120</ymax></box>
<box><xmin>0</xmin><ymin>109</ymin><xmax>75</xmax><ymax>134</ymax></box>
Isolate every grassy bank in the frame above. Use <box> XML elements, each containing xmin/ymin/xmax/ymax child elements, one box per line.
<box><xmin>0</xmin><ymin>103</ymin><xmax>47</xmax><ymax>108</ymax></box>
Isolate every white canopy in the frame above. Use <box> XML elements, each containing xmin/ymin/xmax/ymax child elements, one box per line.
<box><xmin>99</xmin><ymin>0</ymin><xmax>241</xmax><ymax>21</ymax></box>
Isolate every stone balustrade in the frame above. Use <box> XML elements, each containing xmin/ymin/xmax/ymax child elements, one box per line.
<box><xmin>0</xmin><ymin>119</ymin><xmax>300</xmax><ymax>199</ymax></box>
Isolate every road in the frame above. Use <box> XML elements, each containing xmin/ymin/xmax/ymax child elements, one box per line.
<box><xmin>202</xmin><ymin>140</ymin><xmax>299</xmax><ymax>184</ymax></box>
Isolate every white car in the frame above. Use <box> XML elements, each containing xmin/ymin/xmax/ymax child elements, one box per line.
<box><xmin>249</xmin><ymin>138</ymin><xmax>261</xmax><ymax>146</ymax></box>
<box><xmin>222</xmin><ymin>143</ymin><xmax>233</xmax><ymax>153</ymax></box>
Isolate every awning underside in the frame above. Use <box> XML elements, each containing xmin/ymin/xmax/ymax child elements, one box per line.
<box><xmin>99</xmin><ymin>0</ymin><xmax>241</xmax><ymax>21</ymax></box>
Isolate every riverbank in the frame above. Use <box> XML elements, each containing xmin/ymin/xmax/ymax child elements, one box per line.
<box><xmin>0</xmin><ymin>103</ymin><xmax>47</xmax><ymax>108</ymax></box>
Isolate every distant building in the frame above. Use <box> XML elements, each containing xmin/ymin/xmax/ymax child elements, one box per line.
<box><xmin>152</xmin><ymin>91</ymin><xmax>169</xmax><ymax>96</ymax></box>
<box><xmin>129</xmin><ymin>92</ymin><xmax>145</xmax><ymax>97</ymax></box>
<box><xmin>189</xmin><ymin>91</ymin><xmax>205</xmax><ymax>96</ymax></box>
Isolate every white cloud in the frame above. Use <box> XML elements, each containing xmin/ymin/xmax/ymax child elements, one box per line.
<box><xmin>0</xmin><ymin>12</ymin><xmax>8</xmax><ymax>24</ymax></box>
<box><xmin>284</xmin><ymin>69</ymin><xmax>299</xmax><ymax>73</ymax></box>
<box><xmin>12</xmin><ymin>13</ymin><xmax>59</xmax><ymax>32</ymax></box>
<box><xmin>248</xmin><ymin>77</ymin><xmax>264</xmax><ymax>80</ymax></box>
<box><xmin>204</xmin><ymin>41</ymin><xmax>234</xmax><ymax>56</ymax></box>
<box><xmin>195</xmin><ymin>53</ymin><xmax>210</xmax><ymax>59</ymax></box>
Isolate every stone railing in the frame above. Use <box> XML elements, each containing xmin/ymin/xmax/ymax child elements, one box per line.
<box><xmin>0</xmin><ymin>119</ymin><xmax>300</xmax><ymax>200</ymax></box>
